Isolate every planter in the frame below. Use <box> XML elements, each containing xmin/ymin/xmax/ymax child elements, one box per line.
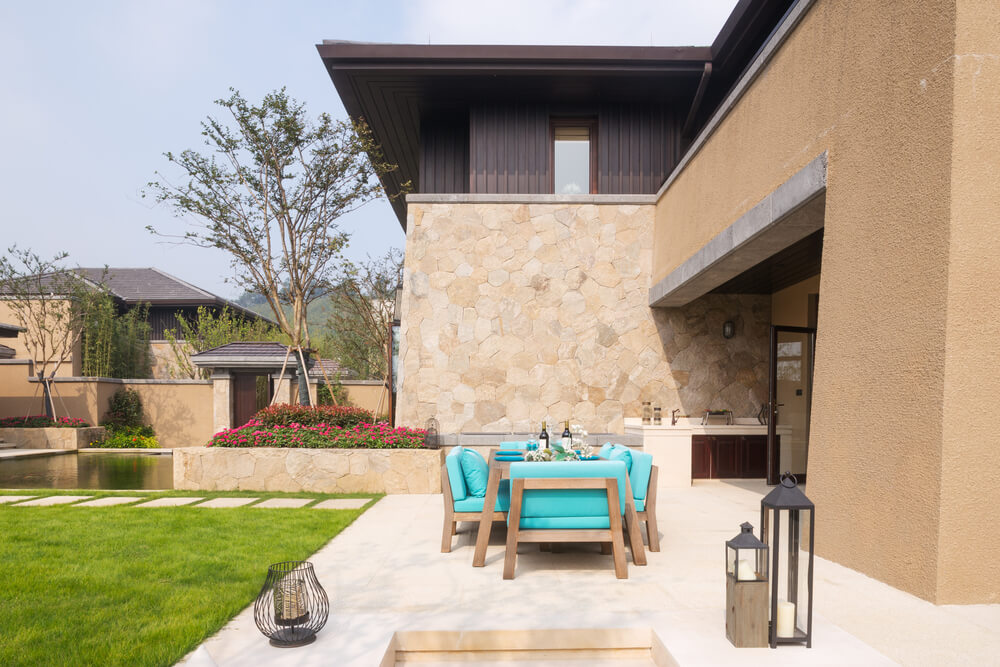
<box><xmin>0</xmin><ymin>427</ymin><xmax>106</xmax><ymax>450</ymax></box>
<box><xmin>173</xmin><ymin>447</ymin><xmax>445</xmax><ymax>494</ymax></box>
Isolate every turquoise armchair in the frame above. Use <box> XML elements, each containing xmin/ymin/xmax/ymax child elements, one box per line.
<box><xmin>441</xmin><ymin>446</ymin><xmax>510</xmax><ymax>552</ymax></box>
<box><xmin>503</xmin><ymin>460</ymin><xmax>631</xmax><ymax>579</ymax></box>
<box><xmin>599</xmin><ymin>443</ymin><xmax>660</xmax><ymax>551</ymax></box>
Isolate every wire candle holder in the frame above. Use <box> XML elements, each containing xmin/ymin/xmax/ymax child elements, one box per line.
<box><xmin>254</xmin><ymin>561</ymin><xmax>329</xmax><ymax>648</ymax></box>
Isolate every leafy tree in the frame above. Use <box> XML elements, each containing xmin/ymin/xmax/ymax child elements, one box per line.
<box><xmin>0</xmin><ymin>248</ymin><xmax>100</xmax><ymax>417</ymax></box>
<box><xmin>324</xmin><ymin>249</ymin><xmax>403</xmax><ymax>382</ymax></box>
<box><xmin>146</xmin><ymin>88</ymin><xmax>402</xmax><ymax>404</ymax></box>
<box><xmin>163</xmin><ymin>306</ymin><xmax>286</xmax><ymax>379</ymax></box>
<box><xmin>79</xmin><ymin>291</ymin><xmax>152</xmax><ymax>379</ymax></box>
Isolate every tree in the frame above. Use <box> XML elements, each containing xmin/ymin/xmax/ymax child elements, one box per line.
<box><xmin>0</xmin><ymin>248</ymin><xmax>100</xmax><ymax>418</ymax></box>
<box><xmin>163</xmin><ymin>306</ymin><xmax>287</xmax><ymax>379</ymax></box>
<box><xmin>324</xmin><ymin>249</ymin><xmax>403</xmax><ymax>394</ymax></box>
<box><xmin>146</xmin><ymin>88</ymin><xmax>402</xmax><ymax>404</ymax></box>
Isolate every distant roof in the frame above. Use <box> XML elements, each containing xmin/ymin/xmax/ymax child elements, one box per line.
<box><xmin>190</xmin><ymin>342</ymin><xmax>351</xmax><ymax>377</ymax></box>
<box><xmin>0</xmin><ymin>322</ymin><xmax>25</xmax><ymax>338</ymax></box>
<box><xmin>0</xmin><ymin>344</ymin><xmax>14</xmax><ymax>358</ymax></box>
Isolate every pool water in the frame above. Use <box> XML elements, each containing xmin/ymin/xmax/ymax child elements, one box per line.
<box><xmin>0</xmin><ymin>452</ymin><xmax>173</xmax><ymax>490</ymax></box>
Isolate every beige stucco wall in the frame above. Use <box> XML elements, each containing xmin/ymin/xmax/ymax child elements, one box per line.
<box><xmin>174</xmin><ymin>446</ymin><xmax>444</xmax><ymax>494</ymax></box>
<box><xmin>0</xmin><ymin>299</ymin><xmax>81</xmax><ymax>376</ymax></box>
<box><xmin>654</xmin><ymin>0</ymin><xmax>999</xmax><ymax>603</ymax></box>
<box><xmin>771</xmin><ymin>275</ymin><xmax>820</xmax><ymax>328</ymax></box>
<box><xmin>341</xmin><ymin>382</ymin><xmax>390</xmax><ymax>418</ymax></box>
<box><xmin>398</xmin><ymin>202</ymin><xmax>771</xmax><ymax>435</ymax></box>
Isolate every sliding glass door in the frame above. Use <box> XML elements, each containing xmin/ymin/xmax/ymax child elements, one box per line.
<box><xmin>767</xmin><ymin>326</ymin><xmax>816</xmax><ymax>486</ymax></box>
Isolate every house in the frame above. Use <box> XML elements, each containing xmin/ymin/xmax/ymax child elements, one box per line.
<box><xmin>318</xmin><ymin>0</ymin><xmax>1000</xmax><ymax>605</ymax></box>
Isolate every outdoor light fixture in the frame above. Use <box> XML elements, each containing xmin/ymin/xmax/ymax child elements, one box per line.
<box><xmin>761</xmin><ymin>473</ymin><xmax>815</xmax><ymax>648</ymax></box>
<box><xmin>424</xmin><ymin>417</ymin><xmax>440</xmax><ymax>449</ymax></box>
<box><xmin>722</xmin><ymin>320</ymin><xmax>736</xmax><ymax>339</ymax></box>
<box><xmin>726</xmin><ymin>522</ymin><xmax>769</xmax><ymax>648</ymax></box>
<box><xmin>254</xmin><ymin>561</ymin><xmax>329</xmax><ymax>648</ymax></box>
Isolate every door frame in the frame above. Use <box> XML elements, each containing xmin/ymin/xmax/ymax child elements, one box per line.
<box><xmin>767</xmin><ymin>325</ymin><xmax>817</xmax><ymax>485</ymax></box>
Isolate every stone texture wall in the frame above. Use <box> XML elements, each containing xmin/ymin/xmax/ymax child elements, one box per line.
<box><xmin>0</xmin><ymin>427</ymin><xmax>105</xmax><ymax>449</ymax></box>
<box><xmin>397</xmin><ymin>202</ymin><xmax>770</xmax><ymax>434</ymax></box>
<box><xmin>174</xmin><ymin>447</ymin><xmax>444</xmax><ymax>494</ymax></box>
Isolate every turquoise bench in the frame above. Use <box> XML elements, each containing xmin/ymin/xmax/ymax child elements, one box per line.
<box><xmin>503</xmin><ymin>460</ymin><xmax>631</xmax><ymax>579</ymax></box>
<box><xmin>441</xmin><ymin>446</ymin><xmax>510</xmax><ymax>552</ymax></box>
<box><xmin>599</xmin><ymin>443</ymin><xmax>660</xmax><ymax>551</ymax></box>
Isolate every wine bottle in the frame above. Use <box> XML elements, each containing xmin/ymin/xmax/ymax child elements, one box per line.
<box><xmin>562</xmin><ymin>420</ymin><xmax>572</xmax><ymax>449</ymax></box>
<box><xmin>539</xmin><ymin>421</ymin><xmax>549</xmax><ymax>450</ymax></box>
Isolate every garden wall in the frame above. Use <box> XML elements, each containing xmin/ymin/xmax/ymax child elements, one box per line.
<box><xmin>174</xmin><ymin>446</ymin><xmax>444</xmax><ymax>494</ymax></box>
<box><xmin>0</xmin><ymin>427</ymin><xmax>105</xmax><ymax>449</ymax></box>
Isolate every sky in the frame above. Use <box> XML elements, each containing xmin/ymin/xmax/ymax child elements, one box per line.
<box><xmin>1</xmin><ymin>0</ymin><xmax>737</xmax><ymax>299</ymax></box>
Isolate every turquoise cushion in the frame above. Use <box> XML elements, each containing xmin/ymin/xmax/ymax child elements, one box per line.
<box><xmin>609</xmin><ymin>445</ymin><xmax>633</xmax><ymax>472</ymax></box>
<box><xmin>445</xmin><ymin>446</ymin><xmax>467</xmax><ymax>502</ymax></box>
<box><xmin>499</xmin><ymin>441</ymin><xmax>530</xmax><ymax>449</ymax></box>
<box><xmin>634</xmin><ymin>497</ymin><xmax>645</xmax><ymax>512</ymax></box>
<box><xmin>519</xmin><ymin>516</ymin><xmax>611</xmax><ymax>530</ymax></box>
<box><xmin>629</xmin><ymin>450</ymin><xmax>653</xmax><ymax>502</ymax></box>
<box><xmin>453</xmin><ymin>480</ymin><xmax>511</xmax><ymax>512</ymax></box>
<box><xmin>461</xmin><ymin>448</ymin><xmax>490</xmax><ymax>497</ymax></box>
<box><xmin>507</xmin><ymin>460</ymin><xmax>628</xmax><ymax>522</ymax></box>
<box><xmin>599</xmin><ymin>442</ymin><xmax>616</xmax><ymax>459</ymax></box>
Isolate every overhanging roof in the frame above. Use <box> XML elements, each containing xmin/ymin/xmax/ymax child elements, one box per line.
<box><xmin>317</xmin><ymin>43</ymin><xmax>711</xmax><ymax>228</ymax></box>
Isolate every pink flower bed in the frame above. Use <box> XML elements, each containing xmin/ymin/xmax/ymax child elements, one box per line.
<box><xmin>208</xmin><ymin>419</ymin><xmax>427</xmax><ymax>449</ymax></box>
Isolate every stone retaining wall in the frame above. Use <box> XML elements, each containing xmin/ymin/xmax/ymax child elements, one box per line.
<box><xmin>0</xmin><ymin>427</ymin><xmax>105</xmax><ymax>450</ymax></box>
<box><xmin>173</xmin><ymin>447</ymin><xmax>445</xmax><ymax>494</ymax></box>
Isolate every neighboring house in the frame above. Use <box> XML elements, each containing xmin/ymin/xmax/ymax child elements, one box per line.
<box><xmin>318</xmin><ymin>0</ymin><xmax>1000</xmax><ymax>605</ymax></box>
<box><xmin>0</xmin><ymin>322</ymin><xmax>24</xmax><ymax>360</ymax></box>
<box><xmin>0</xmin><ymin>267</ymin><xmax>271</xmax><ymax>378</ymax></box>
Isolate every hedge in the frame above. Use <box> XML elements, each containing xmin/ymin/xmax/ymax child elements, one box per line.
<box><xmin>251</xmin><ymin>404</ymin><xmax>373</xmax><ymax>429</ymax></box>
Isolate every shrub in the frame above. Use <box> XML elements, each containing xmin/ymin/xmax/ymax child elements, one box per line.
<box><xmin>95</xmin><ymin>426</ymin><xmax>159</xmax><ymax>449</ymax></box>
<box><xmin>0</xmin><ymin>415</ymin><xmax>89</xmax><ymax>428</ymax></box>
<box><xmin>252</xmin><ymin>403</ymin><xmax>373</xmax><ymax>429</ymax></box>
<box><xmin>102</xmin><ymin>388</ymin><xmax>145</xmax><ymax>429</ymax></box>
<box><xmin>208</xmin><ymin>419</ymin><xmax>425</xmax><ymax>449</ymax></box>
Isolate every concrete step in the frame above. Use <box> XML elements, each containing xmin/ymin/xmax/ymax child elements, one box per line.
<box><xmin>0</xmin><ymin>442</ymin><xmax>17</xmax><ymax>450</ymax></box>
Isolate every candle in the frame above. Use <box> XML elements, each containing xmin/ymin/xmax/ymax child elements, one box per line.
<box><xmin>736</xmin><ymin>558</ymin><xmax>756</xmax><ymax>581</ymax></box>
<box><xmin>776</xmin><ymin>599</ymin><xmax>796</xmax><ymax>637</ymax></box>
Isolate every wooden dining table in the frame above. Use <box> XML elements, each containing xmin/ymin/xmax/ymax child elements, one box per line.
<box><xmin>472</xmin><ymin>448</ymin><xmax>648</xmax><ymax>567</ymax></box>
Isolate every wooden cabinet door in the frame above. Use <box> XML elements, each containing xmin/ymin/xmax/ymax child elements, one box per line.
<box><xmin>714</xmin><ymin>436</ymin><xmax>740</xmax><ymax>478</ymax></box>
<box><xmin>691</xmin><ymin>435</ymin><xmax>712</xmax><ymax>479</ymax></box>
<box><xmin>741</xmin><ymin>436</ymin><xmax>768</xmax><ymax>478</ymax></box>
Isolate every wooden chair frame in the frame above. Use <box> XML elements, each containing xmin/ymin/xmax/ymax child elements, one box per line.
<box><xmin>441</xmin><ymin>463</ymin><xmax>504</xmax><ymax>553</ymax></box>
<box><xmin>637</xmin><ymin>465</ymin><xmax>660</xmax><ymax>552</ymax></box>
<box><xmin>503</xmin><ymin>477</ymin><xmax>628</xmax><ymax>580</ymax></box>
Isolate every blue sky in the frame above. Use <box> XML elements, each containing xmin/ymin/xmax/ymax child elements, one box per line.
<box><xmin>1</xmin><ymin>0</ymin><xmax>736</xmax><ymax>298</ymax></box>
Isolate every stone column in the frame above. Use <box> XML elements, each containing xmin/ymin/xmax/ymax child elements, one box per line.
<box><xmin>211</xmin><ymin>370</ymin><xmax>232</xmax><ymax>433</ymax></box>
<box><xmin>270</xmin><ymin>372</ymin><xmax>295</xmax><ymax>404</ymax></box>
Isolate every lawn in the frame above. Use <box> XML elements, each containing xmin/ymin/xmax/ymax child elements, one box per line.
<box><xmin>0</xmin><ymin>493</ymin><xmax>375</xmax><ymax>666</ymax></box>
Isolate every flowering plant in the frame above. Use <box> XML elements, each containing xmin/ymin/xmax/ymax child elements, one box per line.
<box><xmin>252</xmin><ymin>404</ymin><xmax>373</xmax><ymax>429</ymax></box>
<box><xmin>0</xmin><ymin>415</ymin><xmax>90</xmax><ymax>428</ymax></box>
<box><xmin>208</xmin><ymin>418</ymin><xmax>426</xmax><ymax>449</ymax></box>
<box><xmin>524</xmin><ymin>439</ymin><xmax>597</xmax><ymax>462</ymax></box>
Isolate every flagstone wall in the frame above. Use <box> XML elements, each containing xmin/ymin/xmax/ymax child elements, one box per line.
<box><xmin>397</xmin><ymin>201</ymin><xmax>770</xmax><ymax>434</ymax></box>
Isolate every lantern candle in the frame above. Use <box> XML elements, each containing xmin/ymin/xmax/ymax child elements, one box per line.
<box><xmin>776</xmin><ymin>599</ymin><xmax>796</xmax><ymax>637</ymax></box>
<box><xmin>736</xmin><ymin>558</ymin><xmax>756</xmax><ymax>581</ymax></box>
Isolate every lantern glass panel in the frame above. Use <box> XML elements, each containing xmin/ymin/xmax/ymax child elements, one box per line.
<box><xmin>725</xmin><ymin>522</ymin><xmax>768</xmax><ymax>582</ymax></box>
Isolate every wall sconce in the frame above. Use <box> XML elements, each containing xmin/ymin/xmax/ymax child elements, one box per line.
<box><xmin>722</xmin><ymin>320</ymin><xmax>735</xmax><ymax>339</ymax></box>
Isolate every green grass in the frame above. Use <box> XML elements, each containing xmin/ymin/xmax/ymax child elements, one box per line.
<box><xmin>0</xmin><ymin>494</ymin><xmax>377</xmax><ymax>666</ymax></box>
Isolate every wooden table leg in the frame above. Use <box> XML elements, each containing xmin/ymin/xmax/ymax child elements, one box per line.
<box><xmin>473</xmin><ymin>464</ymin><xmax>503</xmax><ymax>567</ymax></box>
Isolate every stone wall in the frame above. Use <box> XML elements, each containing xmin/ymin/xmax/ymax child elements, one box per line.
<box><xmin>0</xmin><ymin>427</ymin><xmax>105</xmax><ymax>449</ymax></box>
<box><xmin>173</xmin><ymin>446</ymin><xmax>444</xmax><ymax>494</ymax></box>
<box><xmin>397</xmin><ymin>201</ymin><xmax>770</xmax><ymax>435</ymax></box>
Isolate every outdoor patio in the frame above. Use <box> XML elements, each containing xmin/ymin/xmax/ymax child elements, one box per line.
<box><xmin>180</xmin><ymin>479</ymin><xmax>1000</xmax><ymax>666</ymax></box>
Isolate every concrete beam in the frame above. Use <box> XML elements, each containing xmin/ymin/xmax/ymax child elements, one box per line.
<box><xmin>650</xmin><ymin>151</ymin><xmax>827</xmax><ymax>308</ymax></box>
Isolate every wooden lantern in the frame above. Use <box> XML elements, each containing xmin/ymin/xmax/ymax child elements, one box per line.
<box><xmin>725</xmin><ymin>522</ymin><xmax>769</xmax><ymax>647</ymax></box>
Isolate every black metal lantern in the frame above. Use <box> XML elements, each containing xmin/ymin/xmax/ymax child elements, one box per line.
<box><xmin>424</xmin><ymin>417</ymin><xmax>439</xmax><ymax>449</ymax></box>
<box><xmin>725</xmin><ymin>522</ymin><xmax>769</xmax><ymax>647</ymax></box>
<box><xmin>761</xmin><ymin>472</ymin><xmax>815</xmax><ymax>648</ymax></box>
<box><xmin>722</xmin><ymin>320</ymin><xmax>736</xmax><ymax>339</ymax></box>
<box><xmin>254</xmin><ymin>561</ymin><xmax>329</xmax><ymax>648</ymax></box>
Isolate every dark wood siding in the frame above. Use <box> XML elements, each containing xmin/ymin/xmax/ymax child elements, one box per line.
<box><xmin>419</xmin><ymin>115</ymin><xmax>469</xmax><ymax>193</ymax></box>
<box><xmin>148</xmin><ymin>307</ymin><xmax>196</xmax><ymax>340</ymax></box>
<box><xmin>465</xmin><ymin>103</ymin><xmax>680</xmax><ymax>195</ymax></box>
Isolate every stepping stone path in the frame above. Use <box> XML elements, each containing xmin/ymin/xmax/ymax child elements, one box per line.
<box><xmin>74</xmin><ymin>497</ymin><xmax>144</xmax><ymax>507</ymax></box>
<box><xmin>17</xmin><ymin>496</ymin><xmax>92</xmax><ymax>506</ymax></box>
<box><xmin>0</xmin><ymin>495</ymin><xmax>36</xmax><ymax>504</ymax></box>
<box><xmin>254</xmin><ymin>498</ymin><xmax>313</xmax><ymax>509</ymax></box>
<box><xmin>197</xmin><ymin>498</ymin><xmax>258</xmax><ymax>508</ymax></box>
<box><xmin>313</xmin><ymin>498</ymin><xmax>371</xmax><ymax>510</ymax></box>
<box><xmin>135</xmin><ymin>497</ymin><xmax>204</xmax><ymax>507</ymax></box>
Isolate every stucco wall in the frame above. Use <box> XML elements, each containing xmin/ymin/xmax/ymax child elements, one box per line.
<box><xmin>0</xmin><ymin>300</ymin><xmax>81</xmax><ymax>375</ymax></box>
<box><xmin>654</xmin><ymin>0</ymin><xmax>998</xmax><ymax>603</ymax></box>
<box><xmin>398</xmin><ymin>202</ymin><xmax>771</xmax><ymax>435</ymax></box>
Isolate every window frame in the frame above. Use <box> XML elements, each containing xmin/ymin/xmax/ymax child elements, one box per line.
<box><xmin>549</xmin><ymin>117</ymin><xmax>598</xmax><ymax>195</ymax></box>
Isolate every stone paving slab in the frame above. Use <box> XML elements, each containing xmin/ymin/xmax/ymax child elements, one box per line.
<box><xmin>196</xmin><ymin>498</ymin><xmax>258</xmax><ymax>508</ymax></box>
<box><xmin>0</xmin><ymin>495</ymin><xmax>36</xmax><ymax>504</ymax></box>
<box><xmin>253</xmin><ymin>498</ymin><xmax>314</xmax><ymax>509</ymax></box>
<box><xmin>74</xmin><ymin>497</ymin><xmax>144</xmax><ymax>507</ymax></box>
<box><xmin>16</xmin><ymin>495</ymin><xmax>92</xmax><ymax>506</ymax></box>
<box><xmin>312</xmin><ymin>498</ymin><xmax>372</xmax><ymax>510</ymax></box>
<box><xmin>135</xmin><ymin>497</ymin><xmax>204</xmax><ymax>507</ymax></box>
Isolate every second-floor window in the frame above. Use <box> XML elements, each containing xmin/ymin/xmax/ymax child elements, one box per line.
<box><xmin>551</xmin><ymin>118</ymin><xmax>596</xmax><ymax>194</ymax></box>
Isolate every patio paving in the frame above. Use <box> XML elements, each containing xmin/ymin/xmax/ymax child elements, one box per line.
<box><xmin>0</xmin><ymin>495</ymin><xmax>36</xmax><ymax>504</ymax></box>
<box><xmin>176</xmin><ymin>480</ymin><xmax>997</xmax><ymax>666</ymax></box>
<box><xmin>312</xmin><ymin>498</ymin><xmax>371</xmax><ymax>510</ymax></box>
<box><xmin>252</xmin><ymin>498</ymin><xmax>314</xmax><ymax>509</ymax></box>
<box><xmin>135</xmin><ymin>497</ymin><xmax>204</xmax><ymax>507</ymax></box>
<box><xmin>196</xmin><ymin>498</ymin><xmax>259</xmax><ymax>508</ymax></box>
<box><xmin>15</xmin><ymin>495</ymin><xmax>91</xmax><ymax>506</ymax></box>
